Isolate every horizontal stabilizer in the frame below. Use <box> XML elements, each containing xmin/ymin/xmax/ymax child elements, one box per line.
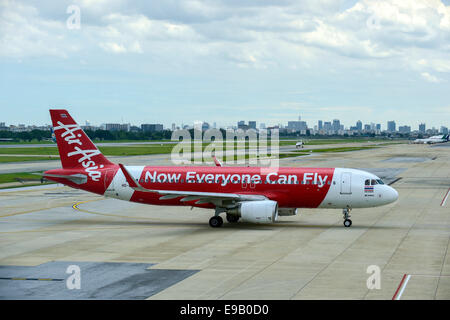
<box><xmin>42</xmin><ymin>173</ymin><xmax>88</xmax><ymax>185</ymax></box>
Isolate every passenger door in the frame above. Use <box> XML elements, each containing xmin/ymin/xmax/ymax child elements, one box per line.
<box><xmin>340</xmin><ymin>172</ymin><xmax>352</xmax><ymax>194</ymax></box>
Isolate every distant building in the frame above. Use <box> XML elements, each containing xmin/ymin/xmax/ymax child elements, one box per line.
<box><xmin>202</xmin><ymin>122</ymin><xmax>210</xmax><ymax>131</ymax></box>
<box><xmin>332</xmin><ymin>119</ymin><xmax>340</xmax><ymax>132</ymax></box>
<box><xmin>419</xmin><ymin>123</ymin><xmax>426</xmax><ymax>133</ymax></box>
<box><xmin>356</xmin><ymin>120</ymin><xmax>362</xmax><ymax>131</ymax></box>
<box><xmin>398</xmin><ymin>125</ymin><xmax>411</xmax><ymax>133</ymax></box>
<box><xmin>141</xmin><ymin>124</ymin><xmax>163</xmax><ymax>132</ymax></box>
<box><xmin>441</xmin><ymin>126</ymin><xmax>448</xmax><ymax>135</ymax></box>
<box><xmin>364</xmin><ymin>124</ymin><xmax>371</xmax><ymax>131</ymax></box>
<box><xmin>105</xmin><ymin>123</ymin><xmax>130</xmax><ymax>132</ymax></box>
<box><xmin>248</xmin><ymin>121</ymin><xmax>257</xmax><ymax>130</ymax></box>
<box><xmin>81</xmin><ymin>125</ymin><xmax>98</xmax><ymax>131</ymax></box>
<box><xmin>324</xmin><ymin>122</ymin><xmax>332</xmax><ymax>132</ymax></box>
<box><xmin>376</xmin><ymin>124</ymin><xmax>381</xmax><ymax>131</ymax></box>
<box><xmin>318</xmin><ymin>120</ymin><xmax>323</xmax><ymax>130</ymax></box>
<box><xmin>287</xmin><ymin>121</ymin><xmax>308</xmax><ymax>132</ymax></box>
<box><xmin>237</xmin><ymin>121</ymin><xmax>248</xmax><ymax>130</ymax></box>
<box><xmin>387</xmin><ymin>121</ymin><xmax>396</xmax><ymax>132</ymax></box>
<box><xmin>260</xmin><ymin>123</ymin><xmax>266</xmax><ymax>129</ymax></box>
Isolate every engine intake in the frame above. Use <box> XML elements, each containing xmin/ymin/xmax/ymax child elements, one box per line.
<box><xmin>227</xmin><ymin>200</ymin><xmax>278</xmax><ymax>223</ymax></box>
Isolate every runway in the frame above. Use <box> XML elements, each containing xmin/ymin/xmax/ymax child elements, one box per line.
<box><xmin>0</xmin><ymin>143</ymin><xmax>449</xmax><ymax>299</ymax></box>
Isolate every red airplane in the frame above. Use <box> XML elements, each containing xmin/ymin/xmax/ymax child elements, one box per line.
<box><xmin>44</xmin><ymin>109</ymin><xmax>398</xmax><ymax>228</ymax></box>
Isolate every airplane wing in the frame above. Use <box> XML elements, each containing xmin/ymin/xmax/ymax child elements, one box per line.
<box><xmin>118</xmin><ymin>164</ymin><xmax>266</xmax><ymax>205</ymax></box>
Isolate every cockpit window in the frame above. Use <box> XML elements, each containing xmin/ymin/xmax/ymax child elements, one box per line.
<box><xmin>366</xmin><ymin>178</ymin><xmax>384</xmax><ymax>185</ymax></box>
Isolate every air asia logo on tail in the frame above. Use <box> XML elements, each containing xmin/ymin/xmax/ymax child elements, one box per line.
<box><xmin>53</xmin><ymin>121</ymin><xmax>103</xmax><ymax>181</ymax></box>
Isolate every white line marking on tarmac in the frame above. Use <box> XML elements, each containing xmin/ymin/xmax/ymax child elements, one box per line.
<box><xmin>441</xmin><ymin>188</ymin><xmax>450</xmax><ymax>207</ymax></box>
<box><xmin>393</xmin><ymin>274</ymin><xmax>411</xmax><ymax>300</ymax></box>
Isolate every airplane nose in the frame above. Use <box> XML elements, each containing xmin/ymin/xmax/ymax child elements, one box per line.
<box><xmin>388</xmin><ymin>187</ymin><xmax>399</xmax><ymax>203</ymax></box>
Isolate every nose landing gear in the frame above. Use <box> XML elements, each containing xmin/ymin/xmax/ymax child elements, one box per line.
<box><xmin>343</xmin><ymin>208</ymin><xmax>352</xmax><ymax>227</ymax></box>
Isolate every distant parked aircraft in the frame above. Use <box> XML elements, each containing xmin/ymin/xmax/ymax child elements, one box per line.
<box><xmin>412</xmin><ymin>134</ymin><xmax>449</xmax><ymax>144</ymax></box>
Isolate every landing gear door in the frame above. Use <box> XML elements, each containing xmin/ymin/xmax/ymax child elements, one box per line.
<box><xmin>340</xmin><ymin>172</ymin><xmax>352</xmax><ymax>194</ymax></box>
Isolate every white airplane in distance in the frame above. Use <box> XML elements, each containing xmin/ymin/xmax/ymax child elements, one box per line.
<box><xmin>295</xmin><ymin>141</ymin><xmax>304</xmax><ymax>149</ymax></box>
<box><xmin>412</xmin><ymin>134</ymin><xmax>449</xmax><ymax>144</ymax></box>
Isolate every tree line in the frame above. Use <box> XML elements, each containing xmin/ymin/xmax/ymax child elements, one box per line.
<box><xmin>0</xmin><ymin>129</ymin><xmax>174</xmax><ymax>142</ymax></box>
<box><xmin>0</xmin><ymin>128</ymin><xmax>412</xmax><ymax>142</ymax></box>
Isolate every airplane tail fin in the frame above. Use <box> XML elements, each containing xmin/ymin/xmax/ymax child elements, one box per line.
<box><xmin>49</xmin><ymin>109</ymin><xmax>114</xmax><ymax>169</ymax></box>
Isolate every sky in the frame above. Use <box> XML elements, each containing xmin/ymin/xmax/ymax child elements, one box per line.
<box><xmin>1</xmin><ymin>0</ymin><xmax>450</xmax><ymax>130</ymax></box>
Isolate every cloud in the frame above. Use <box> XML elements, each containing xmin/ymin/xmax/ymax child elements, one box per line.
<box><xmin>99</xmin><ymin>42</ymin><xmax>127</xmax><ymax>54</ymax></box>
<box><xmin>0</xmin><ymin>1</ymin><xmax>70</xmax><ymax>58</ymax></box>
<box><xmin>1</xmin><ymin>0</ymin><xmax>450</xmax><ymax>77</ymax></box>
<box><xmin>421</xmin><ymin>71</ymin><xmax>442</xmax><ymax>82</ymax></box>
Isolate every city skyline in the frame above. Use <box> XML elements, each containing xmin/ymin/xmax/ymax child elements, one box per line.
<box><xmin>1</xmin><ymin>116</ymin><xmax>447</xmax><ymax>134</ymax></box>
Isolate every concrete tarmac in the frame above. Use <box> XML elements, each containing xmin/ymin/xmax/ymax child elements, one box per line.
<box><xmin>0</xmin><ymin>143</ymin><xmax>448</xmax><ymax>299</ymax></box>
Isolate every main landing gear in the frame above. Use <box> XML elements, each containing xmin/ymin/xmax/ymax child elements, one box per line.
<box><xmin>209</xmin><ymin>208</ymin><xmax>225</xmax><ymax>228</ymax></box>
<box><xmin>343</xmin><ymin>208</ymin><xmax>352</xmax><ymax>227</ymax></box>
<box><xmin>209</xmin><ymin>208</ymin><xmax>240</xmax><ymax>228</ymax></box>
<box><xmin>209</xmin><ymin>214</ymin><xmax>240</xmax><ymax>227</ymax></box>
<box><xmin>209</xmin><ymin>216</ymin><xmax>223</xmax><ymax>228</ymax></box>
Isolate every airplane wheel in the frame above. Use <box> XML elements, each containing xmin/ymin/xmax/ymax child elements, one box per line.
<box><xmin>226</xmin><ymin>214</ymin><xmax>239</xmax><ymax>223</ymax></box>
<box><xmin>209</xmin><ymin>216</ymin><xmax>223</xmax><ymax>228</ymax></box>
<box><xmin>343</xmin><ymin>219</ymin><xmax>352</xmax><ymax>227</ymax></box>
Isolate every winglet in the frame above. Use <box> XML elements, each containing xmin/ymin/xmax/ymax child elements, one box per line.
<box><xmin>118</xmin><ymin>163</ymin><xmax>141</xmax><ymax>189</ymax></box>
<box><xmin>212</xmin><ymin>156</ymin><xmax>223</xmax><ymax>167</ymax></box>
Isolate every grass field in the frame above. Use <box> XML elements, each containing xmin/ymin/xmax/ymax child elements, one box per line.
<box><xmin>0</xmin><ymin>138</ymin><xmax>402</xmax><ymax>164</ymax></box>
<box><xmin>0</xmin><ymin>145</ymin><xmax>174</xmax><ymax>156</ymax></box>
<box><xmin>0</xmin><ymin>172</ymin><xmax>45</xmax><ymax>184</ymax></box>
<box><xmin>297</xmin><ymin>146</ymin><xmax>380</xmax><ymax>153</ymax></box>
<box><xmin>0</xmin><ymin>139</ymin><xmax>394</xmax><ymax>156</ymax></box>
<box><xmin>0</xmin><ymin>156</ymin><xmax>59</xmax><ymax>163</ymax></box>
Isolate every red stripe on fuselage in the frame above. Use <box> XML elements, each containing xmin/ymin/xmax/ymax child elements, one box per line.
<box><xmin>129</xmin><ymin>166</ymin><xmax>335</xmax><ymax>208</ymax></box>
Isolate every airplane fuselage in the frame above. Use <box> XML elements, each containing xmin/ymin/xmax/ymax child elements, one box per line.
<box><xmin>46</xmin><ymin>165</ymin><xmax>398</xmax><ymax>210</ymax></box>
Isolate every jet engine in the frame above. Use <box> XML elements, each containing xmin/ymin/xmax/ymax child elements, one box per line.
<box><xmin>227</xmin><ymin>200</ymin><xmax>278</xmax><ymax>223</ymax></box>
<box><xmin>278</xmin><ymin>208</ymin><xmax>298</xmax><ymax>216</ymax></box>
